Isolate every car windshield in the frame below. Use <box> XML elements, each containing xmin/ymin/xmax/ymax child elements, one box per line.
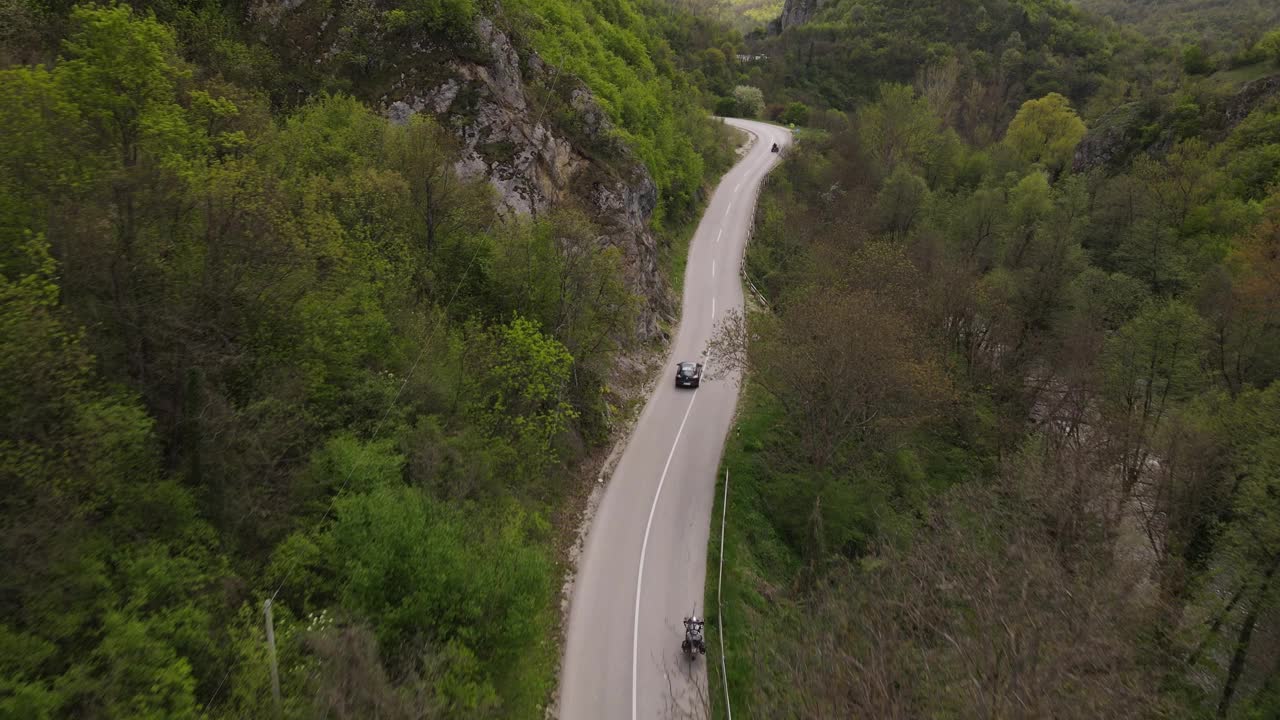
<box><xmin>679</xmin><ymin>364</ymin><xmax>695</xmax><ymax>373</ymax></box>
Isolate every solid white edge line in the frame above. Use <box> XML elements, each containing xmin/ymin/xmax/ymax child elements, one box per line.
<box><xmin>712</xmin><ymin>259</ymin><xmax>716</xmax><ymax>278</ymax></box>
<box><xmin>632</xmin><ymin>395</ymin><xmax>698</xmax><ymax>720</ymax></box>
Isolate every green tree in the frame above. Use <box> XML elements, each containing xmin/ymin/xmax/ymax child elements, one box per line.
<box><xmin>858</xmin><ymin>83</ymin><xmax>940</xmax><ymax>177</ymax></box>
<box><xmin>1102</xmin><ymin>299</ymin><xmax>1208</xmax><ymax>498</ymax></box>
<box><xmin>1182</xmin><ymin>44</ymin><xmax>1213</xmax><ymax>75</ymax></box>
<box><xmin>732</xmin><ymin>84</ymin><xmax>765</xmax><ymax>118</ymax></box>
<box><xmin>779</xmin><ymin>101</ymin><xmax>810</xmax><ymax>126</ymax></box>
<box><xmin>327</xmin><ymin>485</ymin><xmax>552</xmax><ymax>710</ymax></box>
<box><xmin>1</xmin><ymin>235</ymin><xmax>217</xmax><ymax>720</ymax></box>
<box><xmin>1002</xmin><ymin>92</ymin><xmax>1087</xmax><ymax>176</ymax></box>
<box><xmin>1255</xmin><ymin>28</ymin><xmax>1280</xmax><ymax>66</ymax></box>
<box><xmin>466</xmin><ymin>316</ymin><xmax>577</xmax><ymax>481</ymax></box>
<box><xmin>383</xmin><ymin>113</ymin><xmax>493</xmax><ymax>255</ymax></box>
<box><xmin>874</xmin><ymin>164</ymin><xmax>929</xmax><ymax>236</ymax></box>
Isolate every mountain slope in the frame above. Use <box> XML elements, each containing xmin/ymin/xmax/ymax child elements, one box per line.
<box><xmin>0</xmin><ymin>0</ymin><xmax>739</xmax><ymax>717</ymax></box>
<box><xmin>748</xmin><ymin>0</ymin><xmax>1126</xmax><ymax>140</ymax></box>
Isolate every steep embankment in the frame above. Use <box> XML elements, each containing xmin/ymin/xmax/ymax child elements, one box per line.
<box><xmin>244</xmin><ymin>0</ymin><xmax>727</xmax><ymax>339</ymax></box>
<box><xmin>0</xmin><ymin>1</ymin><xmax>736</xmax><ymax>717</ymax></box>
<box><xmin>702</xmin><ymin>0</ymin><xmax>1280</xmax><ymax>717</ymax></box>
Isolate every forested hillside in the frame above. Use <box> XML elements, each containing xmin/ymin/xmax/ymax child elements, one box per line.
<box><xmin>707</xmin><ymin>0</ymin><xmax>1280</xmax><ymax>717</ymax></box>
<box><xmin>1074</xmin><ymin>0</ymin><xmax>1280</xmax><ymax>51</ymax></box>
<box><xmin>678</xmin><ymin>0</ymin><xmax>784</xmax><ymax>31</ymax></box>
<box><xmin>0</xmin><ymin>0</ymin><xmax>735</xmax><ymax>717</ymax></box>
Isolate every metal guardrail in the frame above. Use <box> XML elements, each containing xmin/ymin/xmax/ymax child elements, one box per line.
<box><xmin>742</xmin><ymin>188</ymin><xmax>768</xmax><ymax>311</ymax></box>
<box><xmin>742</xmin><ymin>271</ymin><xmax>771</xmax><ymax>313</ymax></box>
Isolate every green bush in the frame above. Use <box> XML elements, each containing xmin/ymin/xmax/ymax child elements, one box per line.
<box><xmin>733</xmin><ymin>84</ymin><xmax>765</xmax><ymax>118</ymax></box>
<box><xmin>401</xmin><ymin>0</ymin><xmax>478</xmax><ymax>39</ymax></box>
<box><xmin>1182</xmin><ymin>44</ymin><xmax>1213</xmax><ymax>75</ymax></box>
<box><xmin>1258</xmin><ymin>29</ymin><xmax>1280</xmax><ymax>66</ymax></box>
<box><xmin>330</xmin><ymin>486</ymin><xmax>553</xmax><ymax>708</ymax></box>
<box><xmin>779</xmin><ymin>101</ymin><xmax>810</xmax><ymax>126</ymax></box>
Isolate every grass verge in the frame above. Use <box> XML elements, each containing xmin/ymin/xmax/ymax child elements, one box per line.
<box><xmin>704</xmin><ymin>386</ymin><xmax>801</xmax><ymax>719</ymax></box>
<box><xmin>658</xmin><ymin>214</ymin><xmax>700</xmax><ymax>303</ymax></box>
<box><xmin>659</xmin><ymin>127</ymin><xmax>751</xmax><ymax>302</ymax></box>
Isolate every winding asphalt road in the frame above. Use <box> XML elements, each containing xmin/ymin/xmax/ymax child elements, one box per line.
<box><xmin>559</xmin><ymin>118</ymin><xmax>790</xmax><ymax>720</ymax></box>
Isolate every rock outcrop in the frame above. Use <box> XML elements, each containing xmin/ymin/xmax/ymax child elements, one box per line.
<box><xmin>1073</xmin><ymin>73</ymin><xmax>1280</xmax><ymax>175</ymax></box>
<box><xmin>250</xmin><ymin>2</ymin><xmax>671</xmax><ymax>340</ymax></box>
<box><xmin>769</xmin><ymin>0</ymin><xmax>825</xmax><ymax>34</ymax></box>
<box><xmin>1072</xmin><ymin>102</ymin><xmax>1144</xmax><ymax>174</ymax></box>
<box><xmin>1224</xmin><ymin>73</ymin><xmax>1280</xmax><ymax>129</ymax></box>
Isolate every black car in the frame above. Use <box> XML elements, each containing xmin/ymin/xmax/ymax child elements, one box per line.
<box><xmin>675</xmin><ymin>361</ymin><xmax>703</xmax><ymax>388</ymax></box>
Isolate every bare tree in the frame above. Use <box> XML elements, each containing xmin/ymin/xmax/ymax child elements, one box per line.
<box><xmin>745</xmin><ymin>466</ymin><xmax>1165</xmax><ymax>719</ymax></box>
<box><xmin>916</xmin><ymin>56</ymin><xmax>961</xmax><ymax>126</ymax></box>
<box><xmin>710</xmin><ymin>285</ymin><xmax>949</xmax><ymax>470</ymax></box>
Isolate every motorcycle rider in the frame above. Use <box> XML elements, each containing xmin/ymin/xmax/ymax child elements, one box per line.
<box><xmin>770</xmin><ymin>142</ymin><xmax>779</xmax><ymax>152</ymax></box>
<box><xmin>682</xmin><ymin>616</ymin><xmax>706</xmax><ymax>655</ymax></box>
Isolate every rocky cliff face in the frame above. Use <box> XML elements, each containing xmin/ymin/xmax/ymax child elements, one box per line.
<box><xmin>1224</xmin><ymin>73</ymin><xmax>1280</xmax><ymax>128</ymax></box>
<box><xmin>769</xmin><ymin>0</ymin><xmax>825</xmax><ymax>34</ymax></box>
<box><xmin>1073</xmin><ymin>73</ymin><xmax>1280</xmax><ymax>174</ymax></box>
<box><xmin>1072</xmin><ymin>102</ymin><xmax>1145</xmax><ymax>174</ymax></box>
<box><xmin>250</xmin><ymin>3</ymin><xmax>671</xmax><ymax>340</ymax></box>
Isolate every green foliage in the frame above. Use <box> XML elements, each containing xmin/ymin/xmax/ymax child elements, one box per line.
<box><xmin>0</xmin><ymin>2</ymin><xmax>669</xmax><ymax>715</ymax></box>
<box><xmin>779</xmin><ymin>100</ymin><xmax>810</xmax><ymax>126</ymax></box>
<box><xmin>401</xmin><ymin>0</ymin><xmax>478</xmax><ymax>39</ymax></box>
<box><xmin>466</xmin><ymin>316</ymin><xmax>578</xmax><ymax>482</ymax></box>
<box><xmin>327</xmin><ymin>486</ymin><xmax>553</xmax><ymax>711</ymax></box>
<box><xmin>1182</xmin><ymin>44</ymin><xmax>1213</xmax><ymax>75</ymax></box>
<box><xmin>1</xmin><ymin>232</ymin><xmax>222</xmax><ymax>720</ymax></box>
<box><xmin>858</xmin><ymin>83</ymin><xmax>941</xmax><ymax>177</ymax></box>
<box><xmin>716</xmin><ymin>19</ymin><xmax>1280</xmax><ymax>709</ymax></box>
<box><xmin>1258</xmin><ymin>29</ymin><xmax>1280</xmax><ymax>65</ymax></box>
<box><xmin>748</xmin><ymin>0</ymin><xmax>1122</xmax><ymax>122</ymax></box>
<box><xmin>1102</xmin><ymin>299</ymin><xmax>1208</xmax><ymax>412</ymax></box>
<box><xmin>731</xmin><ymin>84</ymin><xmax>765</xmax><ymax>117</ymax></box>
<box><xmin>1077</xmin><ymin>0</ymin><xmax>1280</xmax><ymax>54</ymax></box>
<box><xmin>1002</xmin><ymin>92</ymin><xmax>1087</xmax><ymax>174</ymax></box>
<box><xmin>874</xmin><ymin>164</ymin><xmax>929</xmax><ymax>235</ymax></box>
<box><xmin>505</xmin><ymin>0</ymin><xmax>720</xmax><ymax>225</ymax></box>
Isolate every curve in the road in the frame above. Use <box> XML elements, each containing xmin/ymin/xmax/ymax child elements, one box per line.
<box><xmin>559</xmin><ymin>119</ymin><xmax>790</xmax><ymax>720</ymax></box>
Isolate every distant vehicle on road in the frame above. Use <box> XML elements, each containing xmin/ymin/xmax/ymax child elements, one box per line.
<box><xmin>675</xmin><ymin>362</ymin><xmax>702</xmax><ymax>388</ymax></box>
<box><xmin>771</xmin><ymin>142</ymin><xmax>779</xmax><ymax>152</ymax></box>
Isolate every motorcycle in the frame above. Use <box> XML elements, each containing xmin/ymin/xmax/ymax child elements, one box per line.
<box><xmin>682</xmin><ymin>616</ymin><xmax>706</xmax><ymax>659</ymax></box>
<box><xmin>770</xmin><ymin>142</ymin><xmax>779</xmax><ymax>153</ymax></box>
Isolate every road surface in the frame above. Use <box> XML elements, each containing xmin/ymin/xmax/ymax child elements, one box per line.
<box><xmin>559</xmin><ymin>118</ymin><xmax>790</xmax><ymax>720</ymax></box>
